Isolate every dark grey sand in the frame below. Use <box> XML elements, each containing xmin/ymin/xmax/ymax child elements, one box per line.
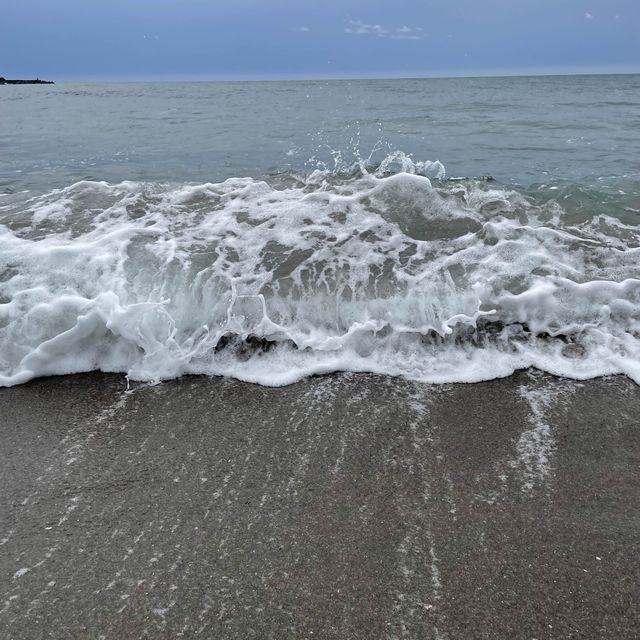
<box><xmin>1</xmin><ymin>370</ymin><xmax>639</xmax><ymax>639</ymax></box>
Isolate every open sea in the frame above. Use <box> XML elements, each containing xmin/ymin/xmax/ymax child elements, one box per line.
<box><xmin>1</xmin><ymin>74</ymin><xmax>640</xmax><ymax>386</ymax></box>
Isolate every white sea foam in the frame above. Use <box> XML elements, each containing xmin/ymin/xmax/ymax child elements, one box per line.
<box><xmin>1</xmin><ymin>155</ymin><xmax>640</xmax><ymax>387</ymax></box>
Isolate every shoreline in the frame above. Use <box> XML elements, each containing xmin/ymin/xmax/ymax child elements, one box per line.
<box><xmin>1</xmin><ymin>370</ymin><xmax>639</xmax><ymax>638</ymax></box>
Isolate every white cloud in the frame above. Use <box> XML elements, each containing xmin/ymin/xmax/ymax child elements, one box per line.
<box><xmin>344</xmin><ymin>20</ymin><xmax>423</xmax><ymax>40</ymax></box>
<box><xmin>298</xmin><ymin>26</ymin><xmax>310</xmax><ymax>32</ymax></box>
<box><xmin>391</xmin><ymin>25</ymin><xmax>420</xmax><ymax>40</ymax></box>
<box><xmin>585</xmin><ymin>12</ymin><xmax>594</xmax><ymax>20</ymax></box>
<box><xmin>345</xmin><ymin>21</ymin><xmax>388</xmax><ymax>36</ymax></box>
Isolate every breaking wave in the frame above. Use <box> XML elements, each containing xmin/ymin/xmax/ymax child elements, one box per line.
<box><xmin>1</xmin><ymin>153</ymin><xmax>640</xmax><ymax>387</ymax></box>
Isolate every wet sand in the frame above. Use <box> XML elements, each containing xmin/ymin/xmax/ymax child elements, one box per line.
<box><xmin>1</xmin><ymin>370</ymin><xmax>639</xmax><ymax>639</ymax></box>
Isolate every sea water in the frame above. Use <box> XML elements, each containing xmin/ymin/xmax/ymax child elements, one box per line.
<box><xmin>1</xmin><ymin>75</ymin><xmax>639</xmax><ymax>386</ymax></box>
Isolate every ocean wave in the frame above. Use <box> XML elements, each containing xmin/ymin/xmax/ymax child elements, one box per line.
<box><xmin>1</xmin><ymin>153</ymin><xmax>640</xmax><ymax>386</ymax></box>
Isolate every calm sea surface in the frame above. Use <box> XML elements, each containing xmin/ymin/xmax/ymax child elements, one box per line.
<box><xmin>2</xmin><ymin>75</ymin><xmax>639</xmax><ymax>190</ymax></box>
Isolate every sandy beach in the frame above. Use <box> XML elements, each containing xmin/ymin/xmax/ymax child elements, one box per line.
<box><xmin>1</xmin><ymin>370</ymin><xmax>639</xmax><ymax>639</ymax></box>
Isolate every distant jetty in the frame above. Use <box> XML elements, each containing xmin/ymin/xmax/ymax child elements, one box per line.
<box><xmin>0</xmin><ymin>77</ymin><xmax>54</xmax><ymax>85</ymax></box>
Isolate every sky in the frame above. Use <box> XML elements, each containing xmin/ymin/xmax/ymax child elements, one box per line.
<box><xmin>2</xmin><ymin>0</ymin><xmax>639</xmax><ymax>80</ymax></box>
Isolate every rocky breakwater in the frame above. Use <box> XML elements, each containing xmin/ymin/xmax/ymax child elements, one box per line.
<box><xmin>0</xmin><ymin>77</ymin><xmax>54</xmax><ymax>84</ymax></box>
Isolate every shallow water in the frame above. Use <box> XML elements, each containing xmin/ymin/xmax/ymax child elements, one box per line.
<box><xmin>1</xmin><ymin>75</ymin><xmax>640</xmax><ymax>386</ymax></box>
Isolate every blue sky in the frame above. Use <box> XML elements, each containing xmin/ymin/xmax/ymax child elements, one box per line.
<box><xmin>2</xmin><ymin>0</ymin><xmax>639</xmax><ymax>80</ymax></box>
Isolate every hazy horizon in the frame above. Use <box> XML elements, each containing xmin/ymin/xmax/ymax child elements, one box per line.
<box><xmin>7</xmin><ymin>68</ymin><xmax>640</xmax><ymax>84</ymax></box>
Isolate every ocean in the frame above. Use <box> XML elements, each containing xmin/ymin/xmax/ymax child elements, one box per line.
<box><xmin>1</xmin><ymin>74</ymin><xmax>640</xmax><ymax>387</ymax></box>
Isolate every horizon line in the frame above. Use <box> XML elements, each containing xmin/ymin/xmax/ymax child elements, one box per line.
<box><xmin>22</xmin><ymin>67</ymin><xmax>640</xmax><ymax>84</ymax></box>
